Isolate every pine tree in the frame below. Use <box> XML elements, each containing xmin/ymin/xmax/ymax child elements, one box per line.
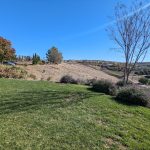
<box><xmin>32</xmin><ymin>53</ymin><xmax>40</xmax><ymax>65</ymax></box>
<box><xmin>46</xmin><ymin>47</ymin><xmax>63</xmax><ymax>64</ymax></box>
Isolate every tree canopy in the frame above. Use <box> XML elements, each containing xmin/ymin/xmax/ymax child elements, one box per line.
<box><xmin>46</xmin><ymin>47</ymin><xmax>63</xmax><ymax>64</ymax></box>
<box><xmin>0</xmin><ymin>36</ymin><xmax>16</xmax><ymax>63</ymax></box>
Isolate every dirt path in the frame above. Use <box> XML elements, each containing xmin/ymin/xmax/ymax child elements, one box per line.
<box><xmin>20</xmin><ymin>62</ymin><xmax>119</xmax><ymax>82</ymax></box>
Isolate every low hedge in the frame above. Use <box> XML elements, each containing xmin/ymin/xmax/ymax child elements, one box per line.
<box><xmin>116</xmin><ymin>86</ymin><xmax>149</xmax><ymax>107</ymax></box>
<box><xmin>92</xmin><ymin>80</ymin><xmax>117</xmax><ymax>96</ymax></box>
<box><xmin>60</xmin><ymin>75</ymin><xmax>78</xmax><ymax>84</ymax></box>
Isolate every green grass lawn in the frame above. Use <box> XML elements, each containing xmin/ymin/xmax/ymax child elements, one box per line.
<box><xmin>0</xmin><ymin>79</ymin><xmax>150</xmax><ymax>150</ymax></box>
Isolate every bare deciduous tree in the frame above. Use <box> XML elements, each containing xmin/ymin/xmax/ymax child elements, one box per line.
<box><xmin>108</xmin><ymin>1</ymin><xmax>150</xmax><ymax>84</ymax></box>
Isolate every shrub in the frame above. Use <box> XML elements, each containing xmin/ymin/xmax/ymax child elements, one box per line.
<box><xmin>116</xmin><ymin>86</ymin><xmax>149</xmax><ymax>107</ymax></box>
<box><xmin>75</xmin><ymin>79</ymin><xmax>86</xmax><ymax>85</ymax></box>
<box><xmin>32</xmin><ymin>53</ymin><xmax>40</xmax><ymax>65</ymax></box>
<box><xmin>0</xmin><ymin>65</ymin><xmax>27</xmax><ymax>79</ymax></box>
<box><xmin>29</xmin><ymin>74</ymin><xmax>36</xmax><ymax>80</ymax></box>
<box><xmin>116</xmin><ymin>80</ymin><xmax>133</xmax><ymax>87</ymax></box>
<box><xmin>145</xmin><ymin>75</ymin><xmax>150</xmax><ymax>79</ymax></box>
<box><xmin>92</xmin><ymin>80</ymin><xmax>117</xmax><ymax>96</ymax></box>
<box><xmin>38</xmin><ymin>61</ymin><xmax>45</xmax><ymax>65</ymax></box>
<box><xmin>24</xmin><ymin>63</ymin><xmax>28</xmax><ymax>67</ymax></box>
<box><xmin>47</xmin><ymin>76</ymin><xmax>52</xmax><ymax>81</ymax></box>
<box><xmin>116</xmin><ymin>80</ymin><xmax>124</xmax><ymax>87</ymax></box>
<box><xmin>42</xmin><ymin>70</ymin><xmax>46</xmax><ymax>73</ymax></box>
<box><xmin>139</xmin><ymin>77</ymin><xmax>149</xmax><ymax>85</ymax></box>
<box><xmin>86</xmin><ymin>78</ymin><xmax>97</xmax><ymax>86</ymax></box>
<box><xmin>60</xmin><ymin>75</ymin><xmax>77</xmax><ymax>84</ymax></box>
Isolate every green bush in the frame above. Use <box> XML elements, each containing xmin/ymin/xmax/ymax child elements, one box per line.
<box><xmin>92</xmin><ymin>80</ymin><xmax>117</xmax><ymax>96</ymax></box>
<box><xmin>60</xmin><ymin>75</ymin><xmax>78</xmax><ymax>84</ymax></box>
<box><xmin>139</xmin><ymin>77</ymin><xmax>149</xmax><ymax>85</ymax></box>
<box><xmin>32</xmin><ymin>53</ymin><xmax>40</xmax><ymax>65</ymax></box>
<box><xmin>116</xmin><ymin>86</ymin><xmax>149</xmax><ymax>107</ymax></box>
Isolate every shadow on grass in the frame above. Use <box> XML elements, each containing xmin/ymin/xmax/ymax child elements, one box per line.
<box><xmin>0</xmin><ymin>90</ymin><xmax>97</xmax><ymax>115</ymax></box>
<box><xmin>87</xmin><ymin>87</ymin><xmax>105</xmax><ymax>94</ymax></box>
<box><xmin>88</xmin><ymin>87</ymin><xmax>149</xmax><ymax>108</ymax></box>
<box><xmin>110</xmin><ymin>97</ymin><xmax>150</xmax><ymax>108</ymax></box>
<box><xmin>110</xmin><ymin>97</ymin><xmax>138</xmax><ymax>107</ymax></box>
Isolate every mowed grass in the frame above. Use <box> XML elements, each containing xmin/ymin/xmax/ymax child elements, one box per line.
<box><xmin>0</xmin><ymin>79</ymin><xmax>150</xmax><ymax>150</ymax></box>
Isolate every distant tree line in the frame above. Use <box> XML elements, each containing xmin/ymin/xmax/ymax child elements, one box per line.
<box><xmin>0</xmin><ymin>35</ymin><xmax>63</xmax><ymax>65</ymax></box>
<box><xmin>17</xmin><ymin>55</ymin><xmax>32</xmax><ymax>61</ymax></box>
<box><xmin>16</xmin><ymin>47</ymin><xmax>63</xmax><ymax>65</ymax></box>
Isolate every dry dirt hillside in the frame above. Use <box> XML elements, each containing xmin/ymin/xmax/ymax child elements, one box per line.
<box><xmin>20</xmin><ymin>62</ymin><xmax>119</xmax><ymax>82</ymax></box>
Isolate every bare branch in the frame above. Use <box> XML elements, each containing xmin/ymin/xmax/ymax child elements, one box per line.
<box><xmin>108</xmin><ymin>0</ymin><xmax>150</xmax><ymax>84</ymax></box>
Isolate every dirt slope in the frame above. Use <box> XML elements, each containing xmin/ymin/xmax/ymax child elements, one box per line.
<box><xmin>20</xmin><ymin>62</ymin><xmax>119</xmax><ymax>82</ymax></box>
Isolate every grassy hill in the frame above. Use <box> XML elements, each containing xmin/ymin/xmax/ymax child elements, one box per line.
<box><xmin>0</xmin><ymin>79</ymin><xmax>150</xmax><ymax>149</ymax></box>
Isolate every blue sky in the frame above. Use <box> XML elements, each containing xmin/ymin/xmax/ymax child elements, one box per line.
<box><xmin>0</xmin><ymin>0</ymin><xmax>149</xmax><ymax>61</ymax></box>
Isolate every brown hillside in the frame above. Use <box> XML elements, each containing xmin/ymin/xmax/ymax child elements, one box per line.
<box><xmin>20</xmin><ymin>62</ymin><xmax>119</xmax><ymax>82</ymax></box>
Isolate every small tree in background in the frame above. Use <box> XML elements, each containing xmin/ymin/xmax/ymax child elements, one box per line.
<box><xmin>0</xmin><ymin>36</ymin><xmax>16</xmax><ymax>63</ymax></box>
<box><xmin>32</xmin><ymin>53</ymin><xmax>40</xmax><ymax>65</ymax></box>
<box><xmin>46</xmin><ymin>47</ymin><xmax>63</xmax><ymax>64</ymax></box>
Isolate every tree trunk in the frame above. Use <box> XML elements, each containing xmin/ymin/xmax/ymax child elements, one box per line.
<box><xmin>126</xmin><ymin>73</ymin><xmax>129</xmax><ymax>84</ymax></box>
<box><xmin>123</xmin><ymin>63</ymin><xmax>128</xmax><ymax>85</ymax></box>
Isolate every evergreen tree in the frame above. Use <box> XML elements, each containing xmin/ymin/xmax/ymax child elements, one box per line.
<box><xmin>46</xmin><ymin>47</ymin><xmax>63</xmax><ymax>64</ymax></box>
<box><xmin>32</xmin><ymin>53</ymin><xmax>40</xmax><ymax>65</ymax></box>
